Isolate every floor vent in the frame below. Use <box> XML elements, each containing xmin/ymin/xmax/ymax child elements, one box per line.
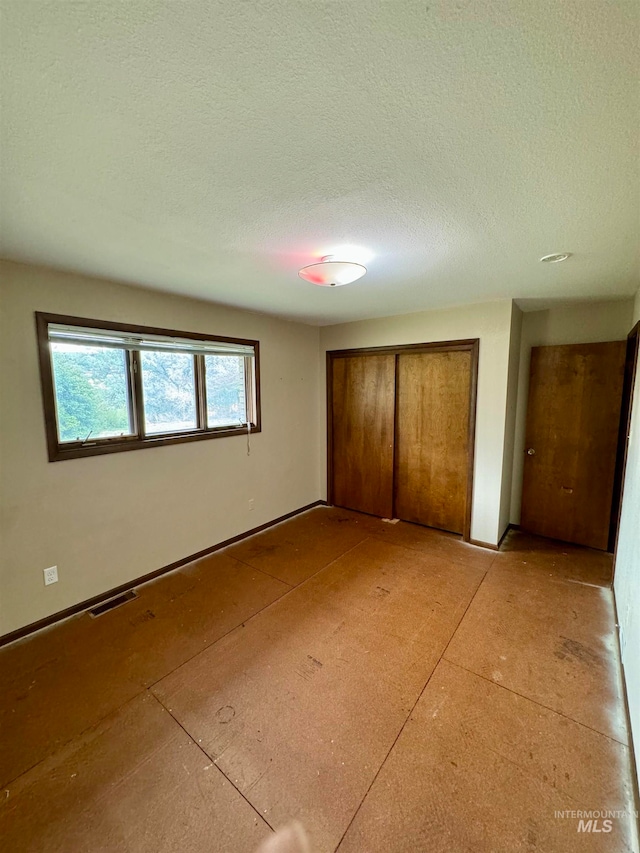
<box><xmin>89</xmin><ymin>589</ymin><xmax>137</xmax><ymax>617</ymax></box>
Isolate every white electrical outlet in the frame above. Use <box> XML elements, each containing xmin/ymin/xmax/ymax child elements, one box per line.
<box><xmin>43</xmin><ymin>566</ymin><xmax>58</xmax><ymax>586</ymax></box>
<box><xmin>248</xmin><ymin>499</ymin><xmax>255</xmax><ymax>511</ymax></box>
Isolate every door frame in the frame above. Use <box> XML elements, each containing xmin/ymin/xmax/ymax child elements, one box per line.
<box><xmin>611</xmin><ymin>321</ymin><xmax>640</xmax><ymax>565</ymax></box>
<box><xmin>326</xmin><ymin>338</ymin><xmax>479</xmax><ymax>542</ymax></box>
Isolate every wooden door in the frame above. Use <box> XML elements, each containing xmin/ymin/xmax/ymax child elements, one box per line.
<box><xmin>395</xmin><ymin>351</ymin><xmax>472</xmax><ymax>534</ymax></box>
<box><xmin>521</xmin><ymin>342</ymin><xmax>625</xmax><ymax>550</ymax></box>
<box><xmin>331</xmin><ymin>354</ymin><xmax>395</xmax><ymax>517</ymax></box>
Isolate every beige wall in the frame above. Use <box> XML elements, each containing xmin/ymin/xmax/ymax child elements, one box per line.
<box><xmin>319</xmin><ymin>300</ymin><xmax>515</xmax><ymax>547</ymax></box>
<box><xmin>614</xmin><ymin>288</ymin><xmax>640</xmax><ymax>776</ymax></box>
<box><xmin>498</xmin><ymin>302</ymin><xmax>523</xmax><ymax>539</ymax></box>
<box><xmin>3</xmin><ymin>266</ymin><xmax>636</xmax><ymax>640</ymax></box>
<box><xmin>0</xmin><ymin>261</ymin><xmax>320</xmax><ymax>635</ymax></box>
<box><xmin>510</xmin><ymin>299</ymin><xmax>635</xmax><ymax>523</ymax></box>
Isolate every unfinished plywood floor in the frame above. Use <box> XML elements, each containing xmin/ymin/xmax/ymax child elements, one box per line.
<box><xmin>0</xmin><ymin>508</ymin><xmax>637</xmax><ymax>852</ymax></box>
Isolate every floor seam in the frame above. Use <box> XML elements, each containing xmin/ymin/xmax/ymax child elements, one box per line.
<box><xmin>148</xmin><ymin>690</ymin><xmax>275</xmax><ymax>834</ymax></box>
<box><xmin>144</xmin><ymin>587</ymin><xmax>292</xmax><ymax>692</ymax></box>
<box><xmin>1</xmin><ymin>536</ymin><xmax>370</xmax><ymax>790</ymax></box>
<box><xmin>1</xmin><ymin>576</ymin><xmax>296</xmax><ymax>790</ymax></box>
<box><xmin>484</xmin><ymin>563</ymin><xmax>613</xmax><ymax>591</ymax></box>
<box><xmin>0</xmin><ymin>684</ymin><xmax>150</xmax><ymax>791</ymax></box>
<box><xmin>442</xmin><ymin>657</ymin><xmax>630</xmax><ymax>747</ymax></box>
<box><xmin>5</xmin><ymin>518</ymin><xmax>627</xmax><ymax>852</ymax></box>
<box><xmin>438</xmin><ymin>566</ymin><xmax>491</xmax><ymax>661</ymax></box>
<box><xmin>146</xmin><ymin>536</ymin><xmax>370</xmax><ymax>692</ymax></box>
<box><xmin>226</xmin><ymin>532</ymin><xmax>369</xmax><ymax>590</ymax></box>
<box><xmin>365</xmin><ymin>529</ymin><xmax>496</xmax><ymax>571</ymax></box>
<box><xmin>565</xmin><ymin>578</ymin><xmax>612</xmax><ymax>590</ymax></box>
<box><xmin>333</xmin><ymin>566</ymin><xmax>488</xmax><ymax>853</ymax></box>
<box><xmin>282</xmin><ymin>534</ymin><xmax>371</xmax><ymax>589</ymax></box>
<box><xmin>225</xmin><ymin>554</ymin><xmax>295</xmax><ymax>588</ymax></box>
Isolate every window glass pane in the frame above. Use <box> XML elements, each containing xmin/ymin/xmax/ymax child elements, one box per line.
<box><xmin>141</xmin><ymin>351</ymin><xmax>197</xmax><ymax>435</ymax></box>
<box><xmin>205</xmin><ymin>355</ymin><xmax>247</xmax><ymax>428</ymax></box>
<box><xmin>51</xmin><ymin>343</ymin><xmax>133</xmax><ymax>443</ymax></box>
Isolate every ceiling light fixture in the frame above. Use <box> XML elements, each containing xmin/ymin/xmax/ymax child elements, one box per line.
<box><xmin>298</xmin><ymin>255</ymin><xmax>367</xmax><ymax>287</ymax></box>
<box><xmin>327</xmin><ymin>244</ymin><xmax>375</xmax><ymax>265</ymax></box>
<box><xmin>540</xmin><ymin>252</ymin><xmax>572</xmax><ymax>263</ymax></box>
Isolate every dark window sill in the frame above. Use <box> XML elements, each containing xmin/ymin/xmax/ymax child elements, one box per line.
<box><xmin>48</xmin><ymin>424</ymin><xmax>261</xmax><ymax>462</ymax></box>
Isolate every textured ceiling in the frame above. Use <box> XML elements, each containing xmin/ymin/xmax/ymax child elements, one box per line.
<box><xmin>1</xmin><ymin>1</ymin><xmax>638</xmax><ymax>325</ymax></box>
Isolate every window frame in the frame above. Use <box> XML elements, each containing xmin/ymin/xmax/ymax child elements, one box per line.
<box><xmin>36</xmin><ymin>312</ymin><xmax>261</xmax><ymax>462</ymax></box>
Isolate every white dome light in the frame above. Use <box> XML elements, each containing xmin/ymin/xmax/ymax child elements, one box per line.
<box><xmin>540</xmin><ymin>252</ymin><xmax>572</xmax><ymax>263</ymax></box>
<box><xmin>298</xmin><ymin>256</ymin><xmax>367</xmax><ymax>287</ymax></box>
<box><xmin>327</xmin><ymin>244</ymin><xmax>375</xmax><ymax>265</ymax></box>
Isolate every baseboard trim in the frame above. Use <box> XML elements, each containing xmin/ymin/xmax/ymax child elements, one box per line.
<box><xmin>468</xmin><ymin>523</ymin><xmax>516</xmax><ymax>552</ymax></box>
<box><xmin>0</xmin><ymin>500</ymin><xmax>327</xmax><ymax>649</ymax></box>
<box><xmin>468</xmin><ymin>538</ymin><xmax>499</xmax><ymax>551</ymax></box>
<box><xmin>499</xmin><ymin>523</ymin><xmax>517</xmax><ymax>547</ymax></box>
<box><xmin>612</xmin><ymin>594</ymin><xmax>640</xmax><ymax>842</ymax></box>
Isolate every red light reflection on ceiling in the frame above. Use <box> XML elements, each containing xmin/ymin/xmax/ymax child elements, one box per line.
<box><xmin>300</xmin><ymin>270</ymin><xmax>325</xmax><ymax>284</ymax></box>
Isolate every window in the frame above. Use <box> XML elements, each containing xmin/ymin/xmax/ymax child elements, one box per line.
<box><xmin>36</xmin><ymin>313</ymin><xmax>260</xmax><ymax>461</ymax></box>
<box><xmin>205</xmin><ymin>354</ymin><xmax>247</xmax><ymax>427</ymax></box>
<box><xmin>140</xmin><ymin>351</ymin><xmax>198</xmax><ymax>435</ymax></box>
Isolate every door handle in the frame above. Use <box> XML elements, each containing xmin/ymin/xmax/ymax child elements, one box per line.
<box><xmin>527</xmin><ymin>448</ymin><xmax>536</xmax><ymax>456</ymax></box>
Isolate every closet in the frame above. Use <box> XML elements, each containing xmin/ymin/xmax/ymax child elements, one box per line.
<box><xmin>328</xmin><ymin>340</ymin><xmax>478</xmax><ymax>539</ymax></box>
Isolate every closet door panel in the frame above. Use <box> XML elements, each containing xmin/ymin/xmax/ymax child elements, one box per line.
<box><xmin>395</xmin><ymin>351</ymin><xmax>471</xmax><ymax>534</ymax></box>
<box><xmin>331</xmin><ymin>355</ymin><xmax>395</xmax><ymax>517</ymax></box>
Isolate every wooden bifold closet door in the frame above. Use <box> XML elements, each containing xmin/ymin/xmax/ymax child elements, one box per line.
<box><xmin>329</xmin><ymin>343</ymin><xmax>476</xmax><ymax>537</ymax></box>
<box><xmin>331</xmin><ymin>354</ymin><xmax>396</xmax><ymax>518</ymax></box>
<box><xmin>395</xmin><ymin>351</ymin><xmax>472</xmax><ymax>534</ymax></box>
